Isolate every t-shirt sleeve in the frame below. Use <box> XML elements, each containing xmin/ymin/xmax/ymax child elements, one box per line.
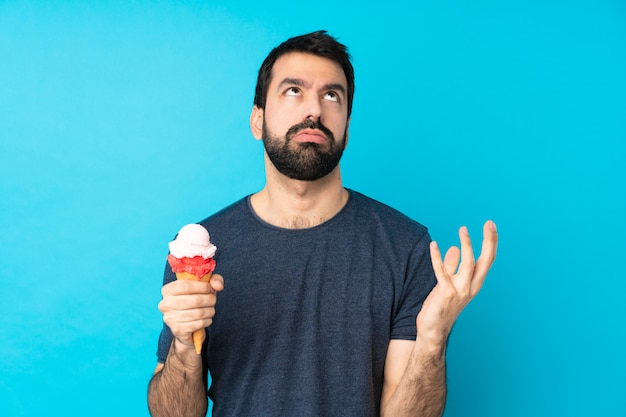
<box><xmin>390</xmin><ymin>230</ymin><xmax>437</xmax><ymax>340</ymax></box>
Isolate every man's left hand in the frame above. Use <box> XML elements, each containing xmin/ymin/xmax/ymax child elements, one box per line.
<box><xmin>416</xmin><ymin>220</ymin><xmax>499</xmax><ymax>346</ymax></box>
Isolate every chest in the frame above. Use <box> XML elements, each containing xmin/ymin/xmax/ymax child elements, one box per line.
<box><xmin>208</xmin><ymin>231</ymin><xmax>403</xmax><ymax>349</ymax></box>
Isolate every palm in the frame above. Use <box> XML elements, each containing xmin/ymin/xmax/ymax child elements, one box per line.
<box><xmin>416</xmin><ymin>221</ymin><xmax>498</xmax><ymax>343</ymax></box>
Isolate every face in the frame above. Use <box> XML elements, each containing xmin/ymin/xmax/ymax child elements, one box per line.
<box><xmin>251</xmin><ymin>52</ymin><xmax>350</xmax><ymax>181</ymax></box>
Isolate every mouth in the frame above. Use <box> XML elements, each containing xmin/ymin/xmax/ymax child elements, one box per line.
<box><xmin>292</xmin><ymin>129</ymin><xmax>328</xmax><ymax>144</ymax></box>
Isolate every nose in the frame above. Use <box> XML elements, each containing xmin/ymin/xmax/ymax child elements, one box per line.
<box><xmin>303</xmin><ymin>95</ymin><xmax>322</xmax><ymax>121</ymax></box>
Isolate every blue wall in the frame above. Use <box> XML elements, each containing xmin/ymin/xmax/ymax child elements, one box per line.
<box><xmin>1</xmin><ymin>1</ymin><xmax>624</xmax><ymax>415</ymax></box>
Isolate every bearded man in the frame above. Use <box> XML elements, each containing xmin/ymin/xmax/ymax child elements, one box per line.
<box><xmin>148</xmin><ymin>30</ymin><xmax>498</xmax><ymax>417</ymax></box>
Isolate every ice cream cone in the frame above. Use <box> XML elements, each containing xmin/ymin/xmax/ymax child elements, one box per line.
<box><xmin>175</xmin><ymin>271</ymin><xmax>214</xmax><ymax>354</ymax></box>
<box><xmin>175</xmin><ymin>271</ymin><xmax>213</xmax><ymax>283</ymax></box>
<box><xmin>167</xmin><ymin>223</ymin><xmax>218</xmax><ymax>355</ymax></box>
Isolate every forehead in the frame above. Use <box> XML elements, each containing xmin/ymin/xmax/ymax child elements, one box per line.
<box><xmin>270</xmin><ymin>52</ymin><xmax>348</xmax><ymax>90</ymax></box>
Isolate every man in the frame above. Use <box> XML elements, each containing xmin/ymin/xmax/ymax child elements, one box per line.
<box><xmin>148</xmin><ymin>31</ymin><xmax>498</xmax><ymax>417</ymax></box>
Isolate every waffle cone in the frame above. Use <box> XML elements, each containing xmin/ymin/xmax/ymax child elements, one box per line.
<box><xmin>175</xmin><ymin>271</ymin><xmax>213</xmax><ymax>354</ymax></box>
<box><xmin>175</xmin><ymin>271</ymin><xmax>213</xmax><ymax>282</ymax></box>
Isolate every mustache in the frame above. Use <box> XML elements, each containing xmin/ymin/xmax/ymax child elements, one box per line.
<box><xmin>286</xmin><ymin>119</ymin><xmax>335</xmax><ymax>142</ymax></box>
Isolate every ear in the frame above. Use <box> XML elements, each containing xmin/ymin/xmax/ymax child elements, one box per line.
<box><xmin>250</xmin><ymin>105</ymin><xmax>264</xmax><ymax>140</ymax></box>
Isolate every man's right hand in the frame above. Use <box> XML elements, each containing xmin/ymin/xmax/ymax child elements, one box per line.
<box><xmin>158</xmin><ymin>274</ymin><xmax>224</xmax><ymax>349</ymax></box>
<box><xmin>149</xmin><ymin>275</ymin><xmax>223</xmax><ymax>416</ymax></box>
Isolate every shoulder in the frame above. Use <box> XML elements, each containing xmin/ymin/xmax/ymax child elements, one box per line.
<box><xmin>193</xmin><ymin>196</ymin><xmax>253</xmax><ymax>252</ymax></box>
<box><xmin>194</xmin><ymin>196</ymin><xmax>259</xmax><ymax>239</ymax></box>
<box><xmin>347</xmin><ymin>189</ymin><xmax>430</xmax><ymax>239</ymax></box>
<box><xmin>198</xmin><ymin>196</ymin><xmax>250</xmax><ymax>225</ymax></box>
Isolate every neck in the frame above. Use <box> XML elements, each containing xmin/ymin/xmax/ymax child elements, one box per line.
<box><xmin>251</xmin><ymin>161</ymin><xmax>348</xmax><ymax>229</ymax></box>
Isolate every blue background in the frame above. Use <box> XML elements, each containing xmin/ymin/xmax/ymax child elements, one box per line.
<box><xmin>1</xmin><ymin>0</ymin><xmax>625</xmax><ymax>416</ymax></box>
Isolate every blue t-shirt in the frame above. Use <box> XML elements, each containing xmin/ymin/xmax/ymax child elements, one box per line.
<box><xmin>157</xmin><ymin>189</ymin><xmax>436</xmax><ymax>417</ymax></box>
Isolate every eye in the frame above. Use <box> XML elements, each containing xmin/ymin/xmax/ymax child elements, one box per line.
<box><xmin>285</xmin><ymin>87</ymin><xmax>301</xmax><ymax>96</ymax></box>
<box><xmin>323</xmin><ymin>91</ymin><xmax>339</xmax><ymax>102</ymax></box>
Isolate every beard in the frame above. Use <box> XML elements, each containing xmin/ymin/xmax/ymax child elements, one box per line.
<box><xmin>262</xmin><ymin>118</ymin><xmax>347</xmax><ymax>181</ymax></box>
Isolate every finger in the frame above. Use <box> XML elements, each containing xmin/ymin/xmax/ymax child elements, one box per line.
<box><xmin>471</xmin><ymin>221</ymin><xmax>498</xmax><ymax>292</ymax></box>
<box><xmin>166</xmin><ymin>305</ymin><xmax>216</xmax><ymax>324</ymax></box>
<box><xmin>457</xmin><ymin>226</ymin><xmax>476</xmax><ymax>278</ymax></box>
<box><xmin>173</xmin><ymin>318</ymin><xmax>213</xmax><ymax>341</ymax></box>
<box><xmin>443</xmin><ymin>246</ymin><xmax>461</xmax><ymax>276</ymax></box>
<box><xmin>429</xmin><ymin>241</ymin><xmax>451</xmax><ymax>284</ymax></box>
<box><xmin>159</xmin><ymin>293</ymin><xmax>217</xmax><ymax>314</ymax></box>
<box><xmin>166</xmin><ymin>279</ymin><xmax>213</xmax><ymax>296</ymax></box>
<box><xmin>210</xmin><ymin>273</ymin><xmax>225</xmax><ymax>292</ymax></box>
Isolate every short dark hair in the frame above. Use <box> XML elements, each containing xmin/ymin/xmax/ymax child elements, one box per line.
<box><xmin>253</xmin><ymin>30</ymin><xmax>355</xmax><ymax>117</ymax></box>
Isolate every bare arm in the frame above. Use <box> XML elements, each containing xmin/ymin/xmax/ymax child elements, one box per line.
<box><xmin>147</xmin><ymin>275</ymin><xmax>224</xmax><ymax>417</ymax></box>
<box><xmin>381</xmin><ymin>221</ymin><xmax>498</xmax><ymax>417</ymax></box>
<box><xmin>381</xmin><ymin>339</ymin><xmax>446</xmax><ymax>417</ymax></box>
<box><xmin>148</xmin><ymin>340</ymin><xmax>208</xmax><ymax>417</ymax></box>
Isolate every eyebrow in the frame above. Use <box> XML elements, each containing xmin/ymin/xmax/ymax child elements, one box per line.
<box><xmin>277</xmin><ymin>78</ymin><xmax>346</xmax><ymax>95</ymax></box>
